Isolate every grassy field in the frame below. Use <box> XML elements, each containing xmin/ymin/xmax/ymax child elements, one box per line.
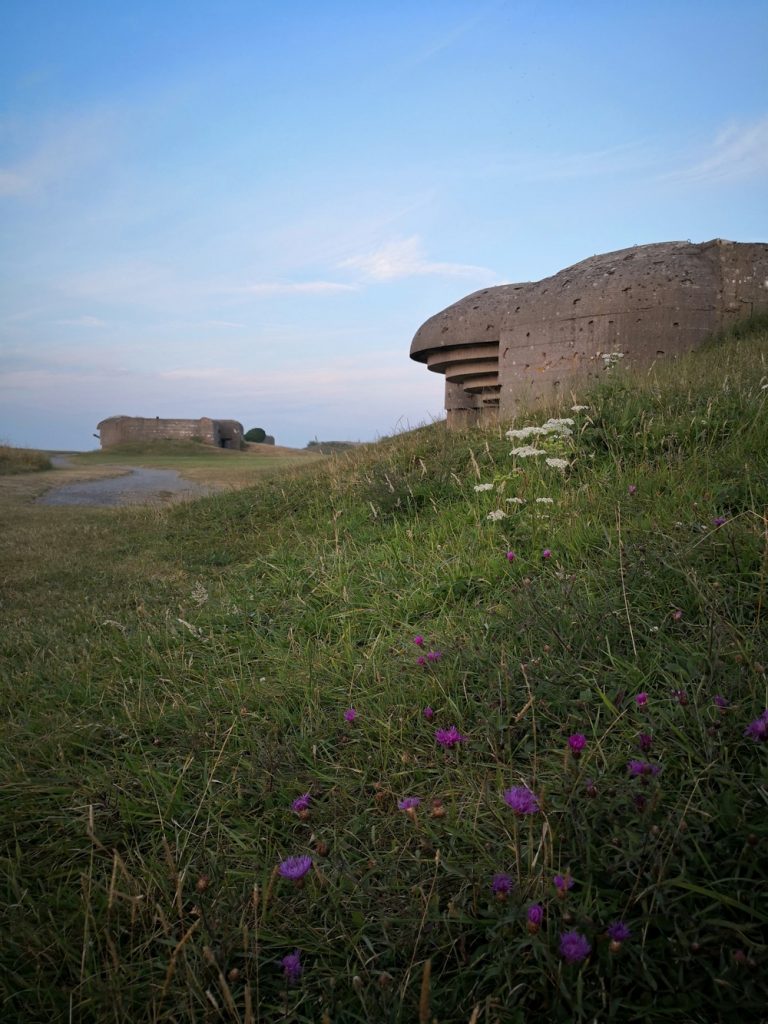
<box><xmin>1</xmin><ymin>321</ymin><xmax>767</xmax><ymax>1023</ymax></box>
<box><xmin>0</xmin><ymin>444</ymin><xmax>52</xmax><ymax>475</ymax></box>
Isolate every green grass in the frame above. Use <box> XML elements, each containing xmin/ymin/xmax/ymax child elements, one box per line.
<box><xmin>1</xmin><ymin>320</ymin><xmax>767</xmax><ymax>1022</ymax></box>
<box><xmin>0</xmin><ymin>444</ymin><xmax>52</xmax><ymax>474</ymax></box>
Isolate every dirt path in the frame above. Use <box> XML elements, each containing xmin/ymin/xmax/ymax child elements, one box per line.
<box><xmin>37</xmin><ymin>465</ymin><xmax>215</xmax><ymax>507</ymax></box>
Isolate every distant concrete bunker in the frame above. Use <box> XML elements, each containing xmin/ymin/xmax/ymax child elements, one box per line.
<box><xmin>410</xmin><ymin>239</ymin><xmax>768</xmax><ymax>427</ymax></box>
<box><xmin>97</xmin><ymin>416</ymin><xmax>244</xmax><ymax>449</ymax></box>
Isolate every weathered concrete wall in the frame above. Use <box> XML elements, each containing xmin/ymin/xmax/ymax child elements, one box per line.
<box><xmin>97</xmin><ymin>416</ymin><xmax>244</xmax><ymax>449</ymax></box>
<box><xmin>410</xmin><ymin>239</ymin><xmax>768</xmax><ymax>426</ymax></box>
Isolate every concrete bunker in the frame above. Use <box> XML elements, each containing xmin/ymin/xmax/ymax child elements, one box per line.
<box><xmin>96</xmin><ymin>416</ymin><xmax>245</xmax><ymax>449</ymax></box>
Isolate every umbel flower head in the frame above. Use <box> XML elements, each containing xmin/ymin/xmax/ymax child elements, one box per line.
<box><xmin>278</xmin><ymin>855</ymin><xmax>313</xmax><ymax>881</ymax></box>
<box><xmin>559</xmin><ymin>931</ymin><xmax>591</xmax><ymax>964</ymax></box>
<box><xmin>503</xmin><ymin>785</ymin><xmax>540</xmax><ymax>815</ymax></box>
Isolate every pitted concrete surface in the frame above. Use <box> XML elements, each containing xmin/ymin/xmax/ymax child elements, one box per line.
<box><xmin>38</xmin><ymin>466</ymin><xmax>213</xmax><ymax>506</ymax></box>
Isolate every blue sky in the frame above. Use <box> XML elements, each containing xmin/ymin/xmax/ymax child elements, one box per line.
<box><xmin>1</xmin><ymin>0</ymin><xmax>767</xmax><ymax>450</ymax></box>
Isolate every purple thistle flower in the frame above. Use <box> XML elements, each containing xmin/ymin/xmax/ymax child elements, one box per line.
<box><xmin>527</xmin><ymin>903</ymin><xmax>544</xmax><ymax>927</ymax></box>
<box><xmin>712</xmin><ymin>516</ymin><xmax>726</xmax><ymax>527</ymax></box>
<box><xmin>627</xmin><ymin>484</ymin><xmax>637</xmax><ymax>495</ymax></box>
<box><xmin>554</xmin><ymin>873</ymin><xmax>574</xmax><ymax>894</ymax></box>
<box><xmin>423</xmin><ymin>706</ymin><xmax>435</xmax><ymax>721</ymax></box>
<box><xmin>542</xmin><ymin>548</ymin><xmax>552</xmax><ymax>559</ymax></box>
<box><xmin>291</xmin><ymin>793</ymin><xmax>311</xmax><ymax>814</ymax></box>
<box><xmin>637</xmin><ymin>732</ymin><xmax>653</xmax><ymax>753</ymax></box>
<box><xmin>503</xmin><ymin>785</ymin><xmax>540</xmax><ymax>815</ymax></box>
<box><xmin>435</xmin><ymin>725</ymin><xmax>467</xmax><ymax>749</ymax></box>
<box><xmin>397</xmin><ymin>796</ymin><xmax>421</xmax><ymax>811</ymax></box>
<box><xmin>628</xmin><ymin>759</ymin><xmax>661</xmax><ymax>778</ymax></box>
<box><xmin>491</xmin><ymin>872</ymin><xmax>513</xmax><ymax>897</ymax></box>
<box><xmin>281</xmin><ymin>949</ymin><xmax>303</xmax><ymax>985</ymax></box>
<box><xmin>635</xmin><ymin>691</ymin><xmax>648</xmax><ymax>707</ymax></box>
<box><xmin>343</xmin><ymin>707</ymin><xmax>357</xmax><ymax>722</ymax></box>
<box><xmin>278</xmin><ymin>855</ymin><xmax>313</xmax><ymax>881</ymax></box>
<box><xmin>744</xmin><ymin>709</ymin><xmax>768</xmax><ymax>742</ymax></box>
<box><xmin>506</xmin><ymin>550</ymin><xmax>516</xmax><ymax>562</ymax></box>
<box><xmin>413</xmin><ymin>635</ymin><xmax>425</xmax><ymax>647</ymax></box>
<box><xmin>416</xmin><ymin>655</ymin><xmax>427</xmax><ymax>666</ymax></box>
<box><xmin>426</xmin><ymin>650</ymin><xmax>442</xmax><ymax>662</ymax></box>
<box><xmin>607</xmin><ymin>921</ymin><xmax>631</xmax><ymax>942</ymax></box>
<box><xmin>568</xmin><ymin>733</ymin><xmax>587</xmax><ymax>754</ymax></box>
<box><xmin>713</xmin><ymin>694</ymin><xmax>729</xmax><ymax>709</ymax></box>
<box><xmin>559</xmin><ymin>930</ymin><xmax>591</xmax><ymax>964</ymax></box>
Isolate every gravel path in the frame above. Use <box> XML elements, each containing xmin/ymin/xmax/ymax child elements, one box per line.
<box><xmin>38</xmin><ymin>465</ymin><xmax>214</xmax><ymax>507</ymax></box>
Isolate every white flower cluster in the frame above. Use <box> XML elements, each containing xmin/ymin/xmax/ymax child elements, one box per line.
<box><xmin>601</xmin><ymin>351</ymin><xmax>625</xmax><ymax>367</ymax></box>
<box><xmin>535</xmin><ymin>497</ymin><xmax>554</xmax><ymax>504</ymax></box>
<box><xmin>505</xmin><ymin>496</ymin><xmax>525</xmax><ymax>504</ymax></box>
<box><xmin>509</xmin><ymin>445</ymin><xmax>547</xmax><ymax>458</ymax></box>
<box><xmin>571</xmin><ymin>404</ymin><xmax>589</xmax><ymax>412</ymax></box>
<box><xmin>474</xmin><ymin>482</ymin><xmax>494</xmax><ymax>492</ymax></box>
<box><xmin>545</xmin><ymin>457</ymin><xmax>569</xmax><ymax>471</ymax></box>
<box><xmin>506</xmin><ymin>417</ymin><xmax>574</xmax><ymax>442</ymax></box>
<box><xmin>486</xmin><ymin>509</ymin><xmax>507</xmax><ymax>521</ymax></box>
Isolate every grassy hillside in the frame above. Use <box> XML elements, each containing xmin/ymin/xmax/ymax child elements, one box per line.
<box><xmin>1</xmin><ymin>320</ymin><xmax>767</xmax><ymax>1022</ymax></box>
<box><xmin>0</xmin><ymin>444</ymin><xmax>52</xmax><ymax>474</ymax></box>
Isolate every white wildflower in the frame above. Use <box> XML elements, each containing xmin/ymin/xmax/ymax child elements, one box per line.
<box><xmin>505</xmin><ymin>496</ymin><xmax>525</xmax><ymax>504</ymax></box>
<box><xmin>601</xmin><ymin>351</ymin><xmax>625</xmax><ymax>368</ymax></box>
<box><xmin>486</xmin><ymin>509</ymin><xmax>507</xmax><ymax>521</ymax></box>
<box><xmin>571</xmin><ymin>404</ymin><xmax>589</xmax><ymax>412</ymax></box>
<box><xmin>543</xmin><ymin>417</ymin><xmax>574</xmax><ymax>428</ymax></box>
<box><xmin>473</xmin><ymin>482</ymin><xmax>494</xmax><ymax>492</ymax></box>
<box><xmin>535</xmin><ymin>497</ymin><xmax>554</xmax><ymax>504</ymax></box>
<box><xmin>762</xmin><ymin>383</ymin><xmax>768</xmax><ymax>390</ymax></box>
<box><xmin>545</xmin><ymin>457</ymin><xmax>569</xmax><ymax>471</ymax></box>
<box><xmin>510</xmin><ymin>445</ymin><xmax>547</xmax><ymax>458</ymax></box>
<box><xmin>505</xmin><ymin>425</ymin><xmax>547</xmax><ymax>440</ymax></box>
<box><xmin>191</xmin><ymin>580</ymin><xmax>209</xmax><ymax>606</ymax></box>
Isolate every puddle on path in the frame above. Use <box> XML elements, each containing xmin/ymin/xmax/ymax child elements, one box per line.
<box><xmin>38</xmin><ymin>466</ymin><xmax>214</xmax><ymax>507</ymax></box>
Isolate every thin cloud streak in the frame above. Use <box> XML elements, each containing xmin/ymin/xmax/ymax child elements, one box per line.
<box><xmin>233</xmin><ymin>281</ymin><xmax>359</xmax><ymax>296</ymax></box>
<box><xmin>339</xmin><ymin>236</ymin><xmax>498</xmax><ymax>282</ymax></box>
<box><xmin>659</xmin><ymin>116</ymin><xmax>768</xmax><ymax>185</ymax></box>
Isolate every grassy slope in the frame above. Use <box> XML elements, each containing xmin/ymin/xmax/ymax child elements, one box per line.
<box><xmin>0</xmin><ymin>445</ymin><xmax>52</xmax><ymax>474</ymax></box>
<box><xmin>1</xmin><ymin>321</ymin><xmax>767</xmax><ymax>1023</ymax></box>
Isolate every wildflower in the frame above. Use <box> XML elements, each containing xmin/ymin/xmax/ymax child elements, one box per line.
<box><xmin>568</xmin><ymin>733</ymin><xmax>586</xmax><ymax>756</ymax></box>
<box><xmin>491</xmin><ymin>872</ymin><xmax>513</xmax><ymax>900</ymax></box>
<box><xmin>585</xmin><ymin>779</ymin><xmax>598</xmax><ymax>798</ymax></box>
<box><xmin>712</xmin><ymin>515</ymin><xmax>726</xmax><ymax>526</ymax></box>
<box><xmin>510</xmin><ymin>445</ymin><xmax>547</xmax><ymax>458</ymax></box>
<box><xmin>435</xmin><ymin>726</ymin><xmax>467</xmax><ymax>749</ymax></box>
<box><xmin>416</xmin><ymin>656</ymin><xmax>427</xmax><ymax>666</ymax></box>
<box><xmin>413</xmin><ymin>635</ymin><xmax>425</xmax><ymax>647</ymax></box>
<box><xmin>571</xmin><ymin>404</ymin><xmax>589</xmax><ymax>412</ymax></box>
<box><xmin>506</xmin><ymin>550</ymin><xmax>516</xmax><ymax>561</ymax></box>
<box><xmin>281</xmin><ymin>949</ymin><xmax>303</xmax><ymax>985</ymax></box>
<box><xmin>426</xmin><ymin>650</ymin><xmax>442</xmax><ymax>662</ymax></box>
<box><xmin>535</xmin><ymin>496</ymin><xmax>554</xmax><ymax>504</ymax></box>
<box><xmin>672</xmin><ymin>609</ymin><xmax>683</xmax><ymax>622</ymax></box>
<box><xmin>554</xmin><ymin>873</ymin><xmax>574</xmax><ymax>895</ymax></box>
<box><xmin>635</xmin><ymin>691</ymin><xmax>648</xmax><ymax>707</ymax></box>
<box><xmin>607</xmin><ymin>921</ymin><xmax>631</xmax><ymax>943</ymax></box>
<box><xmin>542</xmin><ymin>549</ymin><xmax>552</xmax><ymax>559</ymax></box>
<box><xmin>397</xmin><ymin>796</ymin><xmax>421</xmax><ymax>811</ymax></box>
<box><xmin>423</xmin><ymin>706</ymin><xmax>435</xmax><ymax>721</ymax></box>
<box><xmin>744</xmin><ymin>709</ymin><xmax>768</xmax><ymax>742</ymax></box>
<box><xmin>291</xmin><ymin>793</ymin><xmax>311</xmax><ymax>815</ymax></box>
<box><xmin>344</xmin><ymin>707</ymin><xmax>357</xmax><ymax>722</ymax></box>
<box><xmin>278</xmin><ymin>855</ymin><xmax>313</xmax><ymax>881</ymax></box>
<box><xmin>527</xmin><ymin>903</ymin><xmax>544</xmax><ymax>933</ymax></box>
<box><xmin>474</xmin><ymin>482</ymin><xmax>494</xmax><ymax>492</ymax></box>
<box><xmin>713</xmin><ymin>695</ymin><xmax>729</xmax><ymax>709</ymax></box>
<box><xmin>637</xmin><ymin>732</ymin><xmax>653</xmax><ymax>753</ymax></box>
<box><xmin>503</xmin><ymin>785</ymin><xmax>540</xmax><ymax>815</ymax></box>
<box><xmin>506</xmin><ymin>496</ymin><xmax>525</xmax><ymax>504</ymax></box>
<box><xmin>559</xmin><ymin>931</ymin><xmax>591</xmax><ymax>964</ymax></box>
<box><xmin>487</xmin><ymin>509</ymin><xmax>507</xmax><ymax>521</ymax></box>
<box><xmin>672</xmin><ymin>688</ymin><xmax>688</xmax><ymax>705</ymax></box>
<box><xmin>545</xmin><ymin>457</ymin><xmax>569</xmax><ymax>471</ymax></box>
<box><xmin>628</xmin><ymin>484</ymin><xmax>637</xmax><ymax>495</ymax></box>
<box><xmin>628</xmin><ymin>759</ymin><xmax>661</xmax><ymax>778</ymax></box>
<box><xmin>506</xmin><ymin>426</ymin><xmax>547</xmax><ymax>440</ymax></box>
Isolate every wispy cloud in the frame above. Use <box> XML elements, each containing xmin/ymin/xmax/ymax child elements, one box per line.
<box><xmin>233</xmin><ymin>281</ymin><xmax>358</xmax><ymax>296</ymax></box>
<box><xmin>339</xmin><ymin>236</ymin><xmax>497</xmax><ymax>282</ymax></box>
<box><xmin>54</xmin><ymin>315</ymin><xmax>107</xmax><ymax>328</ymax></box>
<box><xmin>660</xmin><ymin>116</ymin><xmax>768</xmax><ymax>185</ymax></box>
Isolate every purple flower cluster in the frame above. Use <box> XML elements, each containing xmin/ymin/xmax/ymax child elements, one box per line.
<box><xmin>568</xmin><ymin>733</ymin><xmax>586</xmax><ymax>755</ymax></box>
<box><xmin>559</xmin><ymin>930</ymin><xmax>591</xmax><ymax>964</ymax></box>
<box><xmin>491</xmin><ymin>872</ymin><xmax>513</xmax><ymax>897</ymax></box>
<box><xmin>628</xmin><ymin>759</ymin><xmax>661</xmax><ymax>778</ymax></box>
<box><xmin>281</xmin><ymin>949</ymin><xmax>303</xmax><ymax>984</ymax></box>
<box><xmin>607</xmin><ymin>921</ymin><xmax>631</xmax><ymax>942</ymax></box>
<box><xmin>397</xmin><ymin>796</ymin><xmax>421</xmax><ymax>811</ymax></box>
<box><xmin>554</xmin><ymin>873</ymin><xmax>574</xmax><ymax>894</ymax></box>
<box><xmin>503</xmin><ymin>785</ymin><xmax>540</xmax><ymax>815</ymax></box>
<box><xmin>527</xmin><ymin>903</ymin><xmax>544</xmax><ymax>929</ymax></box>
<box><xmin>744</xmin><ymin>709</ymin><xmax>768</xmax><ymax>742</ymax></box>
<box><xmin>344</xmin><ymin>707</ymin><xmax>357</xmax><ymax>722</ymax></box>
<box><xmin>278</xmin><ymin>855</ymin><xmax>313</xmax><ymax>881</ymax></box>
<box><xmin>291</xmin><ymin>792</ymin><xmax>311</xmax><ymax>814</ymax></box>
<box><xmin>435</xmin><ymin>726</ymin><xmax>467</xmax><ymax>749</ymax></box>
